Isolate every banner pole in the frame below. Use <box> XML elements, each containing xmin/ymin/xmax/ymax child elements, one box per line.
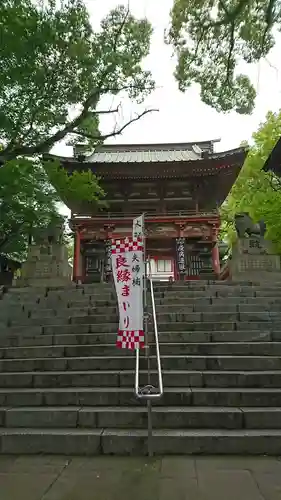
<box><xmin>143</xmin><ymin>213</ymin><xmax>153</xmax><ymax>457</ymax></box>
<box><xmin>143</xmin><ymin>214</ymin><xmax>149</xmax><ymax>366</ymax></box>
<box><xmin>133</xmin><ymin>212</ymin><xmax>153</xmax><ymax>456</ymax></box>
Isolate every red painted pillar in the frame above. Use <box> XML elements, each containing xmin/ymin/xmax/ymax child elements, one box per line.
<box><xmin>73</xmin><ymin>230</ymin><xmax>81</xmax><ymax>283</ymax></box>
<box><xmin>212</xmin><ymin>244</ymin><xmax>220</xmax><ymax>276</ymax></box>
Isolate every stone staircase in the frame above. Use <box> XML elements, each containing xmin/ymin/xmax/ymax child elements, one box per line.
<box><xmin>0</xmin><ymin>281</ymin><xmax>281</xmax><ymax>454</ymax></box>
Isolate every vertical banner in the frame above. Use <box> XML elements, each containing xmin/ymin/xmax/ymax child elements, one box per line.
<box><xmin>112</xmin><ymin>237</ymin><xmax>145</xmax><ymax>350</ymax></box>
<box><xmin>176</xmin><ymin>237</ymin><xmax>186</xmax><ymax>275</ymax></box>
<box><xmin>133</xmin><ymin>214</ymin><xmax>144</xmax><ymax>238</ymax></box>
<box><xmin>104</xmin><ymin>240</ymin><xmax>112</xmax><ymax>274</ymax></box>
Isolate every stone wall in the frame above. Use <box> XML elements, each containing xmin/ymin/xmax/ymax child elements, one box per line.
<box><xmin>17</xmin><ymin>242</ymin><xmax>71</xmax><ymax>287</ymax></box>
<box><xmin>230</xmin><ymin>237</ymin><xmax>281</xmax><ymax>282</ymax></box>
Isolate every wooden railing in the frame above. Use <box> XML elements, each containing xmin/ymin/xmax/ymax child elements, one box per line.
<box><xmin>72</xmin><ymin>209</ymin><xmax>220</xmax><ymax>220</ymax></box>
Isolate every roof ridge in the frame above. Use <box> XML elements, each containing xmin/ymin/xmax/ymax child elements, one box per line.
<box><xmin>92</xmin><ymin>140</ymin><xmax>219</xmax><ymax>154</ymax></box>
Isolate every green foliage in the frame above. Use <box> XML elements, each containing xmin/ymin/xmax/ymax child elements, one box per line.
<box><xmin>167</xmin><ymin>0</ymin><xmax>280</xmax><ymax>113</ymax></box>
<box><xmin>0</xmin><ymin>0</ymin><xmax>154</xmax><ymax>161</ymax></box>
<box><xmin>0</xmin><ymin>158</ymin><xmax>62</xmax><ymax>259</ymax></box>
<box><xmin>220</xmin><ymin>110</ymin><xmax>281</xmax><ymax>251</ymax></box>
<box><xmin>66</xmin><ymin>237</ymin><xmax>74</xmax><ymax>262</ymax></box>
<box><xmin>0</xmin><ymin>1</ymin><xmax>154</xmax><ymax>258</ymax></box>
<box><xmin>45</xmin><ymin>160</ymin><xmax>106</xmax><ymax>206</ymax></box>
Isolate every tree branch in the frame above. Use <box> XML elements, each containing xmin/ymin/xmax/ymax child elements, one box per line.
<box><xmin>112</xmin><ymin>7</ymin><xmax>130</xmax><ymax>53</ymax></box>
<box><xmin>99</xmin><ymin>83</ymin><xmax>155</xmax><ymax>94</ymax></box>
<box><xmin>71</xmin><ymin>108</ymin><xmax>158</xmax><ymax>142</ymax></box>
<box><xmin>218</xmin><ymin>0</ymin><xmax>230</xmax><ymax>16</ymax></box>
<box><xmin>96</xmin><ymin>105</ymin><xmax>121</xmax><ymax>114</ymax></box>
<box><xmin>268</xmin><ymin>172</ymin><xmax>281</xmax><ymax>192</ymax></box>
<box><xmin>261</xmin><ymin>0</ymin><xmax>276</xmax><ymax>54</ymax></box>
<box><xmin>209</xmin><ymin>0</ymin><xmax>248</xmax><ymax>28</ymax></box>
<box><xmin>225</xmin><ymin>21</ymin><xmax>235</xmax><ymax>85</ymax></box>
<box><xmin>0</xmin><ymin>6</ymin><xmax>146</xmax><ymax>162</ymax></box>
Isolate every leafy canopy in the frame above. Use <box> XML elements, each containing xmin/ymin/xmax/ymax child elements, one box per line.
<box><xmin>0</xmin><ymin>158</ymin><xmax>62</xmax><ymax>259</ymax></box>
<box><xmin>46</xmin><ymin>159</ymin><xmax>105</xmax><ymax>207</ymax></box>
<box><xmin>0</xmin><ymin>1</ymin><xmax>156</xmax><ymax>256</ymax></box>
<box><xmin>167</xmin><ymin>0</ymin><xmax>281</xmax><ymax>114</ymax></box>
<box><xmin>220</xmin><ymin>110</ymin><xmax>281</xmax><ymax>251</ymax></box>
<box><xmin>0</xmin><ymin>0</ymin><xmax>155</xmax><ymax>161</ymax></box>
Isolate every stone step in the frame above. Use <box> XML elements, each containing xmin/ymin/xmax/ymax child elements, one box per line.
<box><xmin>8</xmin><ymin>303</ymin><xmax>281</xmax><ymax>318</ymax></box>
<box><xmin>3</xmin><ymin>291</ymin><xmax>115</xmax><ymax>306</ymax></box>
<box><xmin>27</xmin><ymin>307</ymin><xmax>94</xmax><ymax>319</ymax></box>
<box><xmin>1</xmin><ymin>386</ymin><xmax>281</xmax><ymax>407</ymax></box>
<box><xmin>2</xmin><ymin>341</ymin><xmax>281</xmax><ymax>359</ymax></box>
<box><xmin>4</xmin><ymin>284</ymin><xmax>281</xmax><ymax>299</ymax></box>
<box><xmin>76</xmin><ymin>304</ymin><xmax>281</xmax><ymax>316</ymax></box>
<box><xmin>192</xmin><ymin>388</ymin><xmax>281</xmax><ymax>407</ymax></box>
<box><xmin>157</xmin><ymin>296</ymin><xmax>281</xmax><ymax>306</ymax></box>
<box><xmin>33</xmin><ymin>296</ymin><xmax>279</xmax><ymax>311</ymax></box>
<box><xmin>154</xmin><ymin>342</ymin><xmax>281</xmax><ymax>356</ymax></box>
<box><xmin>10</xmin><ymin>300</ymin><xmax>281</xmax><ymax>318</ymax></box>
<box><xmin>158</xmin><ymin>290</ymin><xmax>281</xmax><ymax>299</ymax></box>
<box><xmin>0</xmin><ymin>406</ymin><xmax>242</xmax><ymax>430</ymax></box>
<box><xmin>69</xmin><ymin>330</ymin><xmax>276</xmax><ymax>344</ymax></box>
<box><xmin>8</xmin><ymin>288</ymin><xmax>280</xmax><ymax>308</ymax></box>
<box><xmin>11</xmin><ymin>293</ymin><xmax>281</xmax><ymax>311</ymax></box>
<box><xmin>21</xmin><ymin>300</ymin><xmax>117</xmax><ymax>310</ymax></box>
<box><xmin>2</xmin><ymin>406</ymin><xmax>281</xmax><ymax>430</ymax></box>
<box><xmin>4</xmin><ymin>311</ymin><xmax>281</xmax><ymax>328</ymax></box>
<box><xmin>1</xmin><ymin>355</ymin><xmax>281</xmax><ymax>372</ymax></box>
<box><xmin>0</xmin><ymin>330</ymin><xmax>276</xmax><ymax>348</ymax></box>
<box><xmin>157</xmin><ymin>304</ymin><xmax>281</xmax><ymax>314</ymax></box>
<box><xmin>1</xmin><ymin>427</ymin><xmax>281</xmax><ymax>455</ymax></box>
<box><xmin>39</xmin><ymin>322</ymin><xmax>281</xmax><ymax>336</ymax></box>
<box><xmin>1</xmin><ymin>369</ymin><xmax>281</xmax><ymax>388</ymax></box>
<box><xmin>153</xmin><ymin>281</ymin><xmax>281</xmax><ymax>289</ymax></box>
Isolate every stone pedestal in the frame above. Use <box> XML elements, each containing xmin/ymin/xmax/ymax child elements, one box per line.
<box><xmin>230</xmin><ymin>237</ymin><xmax>281</xmax><ymax>282</ymax></box>
<box><xmin>16</xmin><ymin>242</ymin><xmax>71</xmax><ymax>287</ymax></box>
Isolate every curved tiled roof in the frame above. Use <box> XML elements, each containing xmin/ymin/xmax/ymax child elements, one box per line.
<box><xmin>45</xmin><ymin>142</ymin><xmax>247</xmax><ymax>212</ymax></box>
<box><xmin>88</xmin><ymin>148</ymin><xmax>199</xmax><ymax>163</ymax></box>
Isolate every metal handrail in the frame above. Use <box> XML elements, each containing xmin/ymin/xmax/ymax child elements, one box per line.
<box><xmin>134</xmin><ymin>260</ymin><xmax>163</xmax><ymax>401</ymax></box>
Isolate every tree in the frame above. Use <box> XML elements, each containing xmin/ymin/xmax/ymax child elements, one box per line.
<box><xmin>0</xmin><ymin>1</ymin><xmax>156</xmax><ymax>256</ymax></box>
<box><xmin>167</xmin><ymin>0</ymin><xmax>280</xmax><ymax>114</ymax></box>
<box><xmin>0</xmin><ymin>0</ymin><xmax>155</xmax><ymax>162</ymax></box>
<box><xmin>220</xmin><ymin>110</ymin><xmax>281</xmax><ymax>251</ymax></box>
<box><xmin>0</xmin><ymin>158</ymin><xmax>62</xmax><ymax>259</ymax></box>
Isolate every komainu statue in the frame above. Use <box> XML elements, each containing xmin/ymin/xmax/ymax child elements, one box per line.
<box><xmin>234</xmin><ymin>212</ymin><xmax>266</xmax><ymax>238</ymax></box>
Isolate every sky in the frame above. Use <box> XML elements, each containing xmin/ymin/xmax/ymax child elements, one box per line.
<box><xmin>57</xmin><ymin>0</ymin><xmax>281</xmax><ymax>214</ymax></box>
<box><xmin>55</xmin><ymin>0</ymin><xmax>281</xmax><ymax>158</ymax></box>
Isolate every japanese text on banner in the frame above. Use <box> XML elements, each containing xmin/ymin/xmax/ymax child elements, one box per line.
<box><xmin>111</xmin><ymin>237</ymin><xmax>144</xmax><ymax>350</ymax></box>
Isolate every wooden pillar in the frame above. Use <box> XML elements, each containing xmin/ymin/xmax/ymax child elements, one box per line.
<box><xmin>73</xmin><ymin>230</ymin><xmax>81</xmax><ymax>283</ymax></box>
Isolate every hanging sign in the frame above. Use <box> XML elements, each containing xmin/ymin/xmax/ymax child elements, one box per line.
<box><xmin>133</xmin><ymin>214</ymin><xmax>145</xmax><ymax>238</ymax></box>
<box><xmin>111</xmin><ymin>237</ymin><xmax>145</xmax><ymax>350</ymax></box>
<box><xmin>104</xmin><ymin>239</ymin><xmax>112</xmax><ymax>273</ymax></box>
<box><xmin>176</xmin><ymin>237</ymin><xmax>186</xmax><ymax>274</ymax></box>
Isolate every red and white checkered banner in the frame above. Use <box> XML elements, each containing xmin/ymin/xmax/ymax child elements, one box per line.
<box><xmin>111</xmin><ymin>237</ymin><xmax>145</xmax><ymax>350</ymax></box>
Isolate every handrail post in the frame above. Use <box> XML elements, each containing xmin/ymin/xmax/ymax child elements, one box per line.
<box><xmin>147</xmin><ymin>399</ymin><xmax>153</xmax><ymax>457</ymax></box>
<box><xmin>135</xmin><ymin>259</ymin><xmax>163</xmax><ymax>456</ymax></box>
